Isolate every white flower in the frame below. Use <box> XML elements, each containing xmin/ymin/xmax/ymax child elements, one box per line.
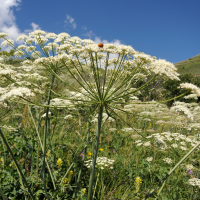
<box><xmin>29</xmin><ymin>30</ymin><xmax>46</xmax><ymax>37</ymax></box>
<box><xmin>16</xmin><ymin>34</ymin><xmax>29</xmax><ymax>41</ymax></box>
<box><xmin>136</xmin><ymin>143</ymin><xmax>143</xmax><ymax>146</ymax></box>
<box><xmin>171</xmin><ymin>143</ymin><xmax>178</xmax><ymax>148</ymax></box>
<box><xmin>163</xmin><ymin>157</ymin><xmax>173</xmax><ymax>164</ymax></box>
<box><xmin>85</xmin><ymin>157</ymin><xmax>114</xmax><ymax>170</ymax></box>
<box><xmin>45</xmin><ymin>33</ymin><xmax>57</xmax><ymax>39</ymax></box>
<box><xmin>184</xmin><ymin>94</ymin><xmax>198</xmax><ymax>100</ymax></box>
<box><xmin>0</xmin><ymin>32</ymin><xmax>10</xmax><ymax>39</ymax></box>
<box><xmin>171</xmin><ymin>104</ymin><xmax>193</xmax><ymax>120</ymax></box>
<box><xmin>0</xmin><ymin>87</ymin><xmax>35</xmax><ymax>101</ymax></box>
<box><xmin>180</xmin><ymin>146</ymin><xmax>188</xmax><ymax>151</ymax></box>
<box><xmin>109</xmin><ymin>128</ymin><xmax>117</xmax><ymax>132</ymax></box>
<box><xmin>186</xmin><ymin>164</ymin><xmax>194</xmax><ymax>170</ymax></box>
<box><xmin>1</xmin><ymin>39</ymin><xmax>14</xmax><ymax>47</ymax></box>
<box><xmin>41</xmin><ymin>112</ymin><xmax>51</xmax><ymax>118</ymax></box>
<box><xmin>143</xmin><ymin>141</ymin><xmax>151</xmax><ymax>147</ymax></box>
<box><xmin>179</xmin><ymin>83</ymin><xmax>200</xmax><ymax>97</ymax></box>
<box><xmin>145</xmin><ymin>157</ymin><xmax>153</xmax><ymax>162</ymax></box>
<box><xmin>188</xmin><ymin>178</ymin><xmax>200</xmax><ymax>187</ymax></box>
<box><xmin>180</xmin><ymin>141</ymin><xmax>186</xmax><ymax>146</ymax></box>
<box><xmin>64</xmin><ymin>115</ymin><xmax>73</xmax><ymax>119</ymax></box>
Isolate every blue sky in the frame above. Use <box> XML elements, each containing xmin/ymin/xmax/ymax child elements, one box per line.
<box><xmin>0</xmin><ymin>0</ymin><xmax>200</xmax><ymax>64</ymax></box>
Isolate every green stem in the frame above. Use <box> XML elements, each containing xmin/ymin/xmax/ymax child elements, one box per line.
<box><xmin>88</xmin><ymin>105</ymin><xmax>103</xmax><ymax>200</ymax></box>
<box><xmin>0</xmin><ymin>128</ymin><xmax>35</xmax><ymax>200</ymax></box>
<box><xmin>155</xmin><ymin>180</ymin><xmax>166</xmax><ymax>200</ymax></box>
<box><xmin>93</xmin><ymin>172</ymin><xmax>100</xmax><ymax>200</ymax></box>
<box><xmin>28</xmin><ymin>107</ymin><xmax>57</xmax><ymax>190</ymax></box>
<box><xmin>144</xmin><ymin>141</ymin><xmax>200</xmax><ymax>199</ymax></box>
<box><xmin>0</xmin><ymin>188</ymin><xmax>8</xmax><ymax>200</ymax></box>
<box><xmin>43</xmin><ymin>74</ymin><xmax>55</xmax><ymax>200</ymax></box>
<box><xmin>72</xmin><ymin>120</ymin><xmax>91</xmax><ymax>199</ymax></box>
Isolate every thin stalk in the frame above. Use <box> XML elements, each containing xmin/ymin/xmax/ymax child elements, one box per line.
<box><xmin>42</xmin><ymin>74</ymin><xmax>55</xmax><ymax>200</ymax></box>
<box><xmin>28</xmin><ymin>106</ymin><xmax>57</xmax><ymax>190</ymax></box>
<box><xmin>144</xmin><ymin>141</ymin><xmax>200</xmax><ymax>199</ymax></box>
<box><xmin>72</xmin><ymin>120</ymin><xmax>91</xmax><ymax>199</ymax></box>
<box><xmin>88</xmin><ymin>105</ymin><xmax>103</xmax><ymax>200</ymax></box>
<box><xmin>155</xmin><ymin>180</ymin><xmax>166</xmax><ymax>200</ymax></box>
<box><xmin>0</xmin><ymin>188</ymin><xmax>8</xmax><ymax>200</ymax></box>
<box><xmin>92</xmin><ymin>172</ymin><xmax>100</xmax><ymax>200</ymax></box>
<box><xmin>0</xmin><ymin>128</ymin><xmax>35</xmax><ymax>200</ymax></box>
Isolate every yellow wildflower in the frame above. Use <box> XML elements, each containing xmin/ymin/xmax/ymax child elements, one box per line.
<box><xmin>69</xmin><ymin>170</ymin><xmax>73</xmax><ymax>176</ymax></box>
<box><xmin>57</xmin><ymin>158</ymin><xmax>63</xmax><ymax>168</ymax></box>
<box><xmin>99</xmin><ymin>148</ymin><xmax>104</xmax><ymax>152</ymax></box>
<box><xmin>46</xmin><ymin>150</ymin><xmax>51</xmax><ymax>157</ymax></box>
<box><xmin>88</xmin><ymin>152</ymin><xmax>92</xmax><ymax>158</ymax></box>
<box><xmin>63</xmin><ymin>178</ymin><xmax>68</xmax><ymax>184</ymax></box>
<box><xmin>135</xmin><ymin>177</ymin><xmax>142</xmax><ymax>194</ymax></box>
<box><xmin>81</xmin><ymin>188</ymin><xmax>86</xmax><ymax>195</ymax></box>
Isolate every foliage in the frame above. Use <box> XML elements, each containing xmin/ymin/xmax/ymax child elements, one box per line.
<box><xmin>0</xmin><ymin>30</ymin><xmax>200</xmax><ymax>200</ymax></box>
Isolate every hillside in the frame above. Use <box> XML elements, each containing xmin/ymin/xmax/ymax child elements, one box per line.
<box><xmin>175</xmin><ymin>54</ymin><xmax>200</xmax><ymax>76</ymax></box>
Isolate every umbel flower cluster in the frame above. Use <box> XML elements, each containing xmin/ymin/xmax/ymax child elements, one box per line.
<box><xmin>84</xmin><ymin>157</ymin><xmax>114</xmax><ymax>170</ymax></box>
<box><xmin>0</xmin><ymin>30</ymin><xmax>182</xmax><ymax>112</ymax></box>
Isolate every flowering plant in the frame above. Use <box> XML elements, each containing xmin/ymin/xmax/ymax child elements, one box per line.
<box><xmin>0</xmin><ymin>30</ymin><xmax>197</xmax><ymax>199</ymax></box>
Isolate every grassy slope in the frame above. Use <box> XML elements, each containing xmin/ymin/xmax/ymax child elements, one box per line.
<box><xmin>175</xmin><ymin>54</ymin><xmax>200</xmax><ymax>76</ymax></box>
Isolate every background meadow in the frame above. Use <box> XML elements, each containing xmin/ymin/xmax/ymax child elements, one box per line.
<box><xmin>1</xmin><ymin>39</ymin><xmax>200</xmax><ymax>199</ymax></box>
<box><xmin>0</xmin><ymin>1</ymin><xmax>200</xmax><ymax>199</ymax></box>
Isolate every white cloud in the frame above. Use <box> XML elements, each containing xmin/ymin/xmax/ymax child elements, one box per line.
<box><xmin>0</xmin><ymin>0</ymin><xmax>40</xmax><ymax>50</ymax></box>
<box><xmin>82</xmin><ymin>26</ymin><xmax>87</xmax><ymax>30</ymax></box>
<box><xmin>0</xmin><ymin>0</ymin><xmax>22</xmax><ymax>41</ymax></box>
<box><xmin>64</xmin><ymin>15</ymin><xmax>77</xmax><ymax>29</ymax></box>
<box><xmin>82</xmin><ymin>31</ymin><xmax>95</xmax><ymax>39</ymax></box>
<box><xmin>94</xmin><ymin>36</ymin><xmax>123</xmax><ymax>46</ymax></box>
<box><xmin>24</xmin><ymin>22</ymin><xmax>40</xmax><ymax>34</ymax></box>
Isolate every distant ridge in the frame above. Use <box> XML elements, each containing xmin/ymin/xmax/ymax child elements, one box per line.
<box><xmin>175</xmin><ymin>54</ymin><xmax>200</xmax><ymax>76</ymax></box>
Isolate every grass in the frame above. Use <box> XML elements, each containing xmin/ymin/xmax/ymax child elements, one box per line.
<box><xmin>1</xmin><ymin>56</ymin><xmax>200</xmax><ymax>199</ymax></box>
<box><xmin>175</xmin><ymin>54</ymin><xmax>200</xmax><ymax>76</ymax></box>
<box><xmin>1</xmin><ymin>73</ymin><xmax>200</xmax><ymax>199</ymax></box>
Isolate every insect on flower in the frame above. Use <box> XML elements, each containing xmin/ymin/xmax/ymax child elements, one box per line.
<box><xmin>98</xmin><ymin>43</ymin><xmax>103</xmax><ymax>48</ymax></box>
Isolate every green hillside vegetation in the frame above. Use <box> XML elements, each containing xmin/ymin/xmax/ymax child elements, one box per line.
<box><xmin>175</xmin><ymin>54</ymin><xmax>200</xmax><ymax>76</ymax></box>
<box><xmin>1</xmin><ymin>51</ymin><xmax>200</xmax><ymax>199</ymax></box>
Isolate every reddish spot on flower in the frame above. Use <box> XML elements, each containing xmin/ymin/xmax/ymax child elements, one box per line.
<box><xmin>98</xmin><ymin>43</ymin><xmax>103</xmax><ymax>48</ymax></box>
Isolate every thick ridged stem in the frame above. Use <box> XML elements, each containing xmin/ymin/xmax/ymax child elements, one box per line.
<box><xmin>88</xmin><ymin>105</ymin><xmax>103</xmax><ymax>200</ymax></box>
<box><xmin>43</xmin><ymin>74</ymin><xmax>55</xmax><ymax>200</ymax></box>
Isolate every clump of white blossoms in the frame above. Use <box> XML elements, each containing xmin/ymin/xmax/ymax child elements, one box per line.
<box><xmin>186</xmin><ymin>164</ymin><xmax>194</xmax><ymax>170</ymax></box>
<box><xmin>178</xmin><ymin>83</ymin><xmax>200</xmax><ymax>97</ymax></box>
<box><xmin>188</xmin><ymin>178</ymin><xmax>200</xmax><ymax>188</ymax></box>
<box><xmin>0</xmin><ymin>29</ymin><xmax>182</xmax><ymax>110</ymax></box>
<box><xmin>145</xmin><ymin>157</ymin><xmax>153</xmax><ymax>162</ymax></box>
<box><xmin>0</xmin><ymin>30</ymin><xmax>190</xmax><ymax>200</ymax></box>
<box><xmin>163</xmin><ymin>157</ymin><xmax>173</xmax><ymax>164</ymax></box>
<box><xmin>84</xmin><ymin>157</ymin><xmax>114</xmax><ymax>170</ymax></box>
<box><xmin>135</xmin><ymin>132</ymin><xmax>200</xmax><ymax>152</ymax></box>
<box><xmin>171</xmin><ymin>101</ymin><xmax>193</xmax><ymax>121</ymax></box>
